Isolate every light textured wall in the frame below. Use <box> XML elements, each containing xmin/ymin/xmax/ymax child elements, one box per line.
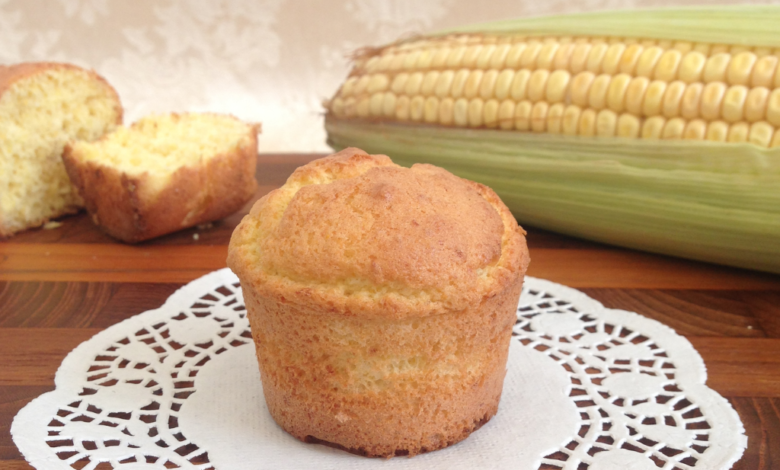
<box><xmin>0</xmin><ymin>0</ymin><xmax>767</xmax><ymax>151</ymax></box>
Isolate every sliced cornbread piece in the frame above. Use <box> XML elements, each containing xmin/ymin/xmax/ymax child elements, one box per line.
<box><xmin>63</xmin><ymin>113</ymin><xmax>260</xmax><ymax>243</ymax></box>
<box><xmin>0</xmin><ymin>62</ymin><xmax>122</xmax><ymax>237</ymax></box>
<box><xmin>228</xmin><ymin>148</ymin><xmax>530</xmax><ymax>457</ymax></box>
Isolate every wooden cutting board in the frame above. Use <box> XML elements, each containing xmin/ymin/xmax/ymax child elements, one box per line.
<box><xmin>1</xmin><ymin>154</ymin><xmax>778</xmax><ymax>469</ymax></box>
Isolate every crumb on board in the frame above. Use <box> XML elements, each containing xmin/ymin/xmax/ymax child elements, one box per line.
<box><xmin>43</xmin><ymin>221</ymin><xmax>63</xmax><ymax>230</ymax></box>
<box><xmin>193</xmin><ymin>233</ymin><xmax>200</xmax><ymax>241</ymax></box>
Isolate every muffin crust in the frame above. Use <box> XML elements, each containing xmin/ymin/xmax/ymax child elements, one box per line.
<box><xmin>230</xmin><ymin>148</ymin><xmax>528</xmax><ymax>319</ymax></box>
<box><xmin>228</xmin><ymin>147</ymin><xmax>530</xmax><ymax>457</ymax></box>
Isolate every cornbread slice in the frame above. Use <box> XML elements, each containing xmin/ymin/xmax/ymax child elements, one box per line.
<box><xmin>63</xmin><ymin>113</ymin><xmax>259</xmax><ymax>243</ymax></box>
<box><xmin>0</xmin><ymin>62</ymin><xmax>122</xmax><ymax>237</ymax></box>
<box><xmin>228</xmin><ymin>148</ymin><xmax>530</xmax><ymax>458</ymax></box>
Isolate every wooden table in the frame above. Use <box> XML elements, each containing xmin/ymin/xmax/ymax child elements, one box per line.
<box><xmin>1</xmin><ymin>153</ymin><xmax>779</xmax><ymax>469</ymax></box>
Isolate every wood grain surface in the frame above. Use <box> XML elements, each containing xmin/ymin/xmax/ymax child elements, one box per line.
<box><xmin>1</xmin><ymin>153</ymin><xmax>778</xmax><ymax>469</ymax></box>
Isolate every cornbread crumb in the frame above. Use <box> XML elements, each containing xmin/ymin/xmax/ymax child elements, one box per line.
<box><xmin>0</xmin><ymin>62</ymin><xmax>122</xmax><ymax>237</ymax></box>
<box><xmin>228</xmin><ymin>147</ymin><xmax>530</xmax><ymax>458</ymax></box>
<box><xmin>42</xmin><ymin>221</ymin><xmax>63</xmax><ymax>230</ymax></box>
<box><xmin>63</xmin><ymin>113</ymin><xmax>260</xmax><ymax>243</ymax></box>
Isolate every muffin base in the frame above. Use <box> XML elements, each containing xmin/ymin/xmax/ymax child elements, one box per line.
<box><xmin>301</xmin><ymin>412</ymin><xmax>494</xmax><ymax>458</ymax></box>
<box><xmin>264</xmin><ymin>378</ymin><xmax>502</xmax><ymax>458</ymax></box>
<box><xmin>244</xmin><ymin>275</ymin><xmax>523</xmax><ymax>458</ymax></box>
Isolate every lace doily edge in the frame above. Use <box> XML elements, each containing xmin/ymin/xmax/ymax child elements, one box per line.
<box><xmin>10</xmin><ymin>269</ymin><xmax>748</xmax><ymax>469</ymax></box>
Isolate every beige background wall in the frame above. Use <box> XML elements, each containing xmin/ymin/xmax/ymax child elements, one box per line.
<box><xmin>1</xmin><ymin>0</ymin><xmax>769</xmax><ymax>151</ymax></box>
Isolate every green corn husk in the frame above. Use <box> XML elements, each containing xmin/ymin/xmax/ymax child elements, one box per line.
<box><xmin>439</xmin><ymin>6</ymin><xmax>780</xmax><ymax>47</ymax></box>
<box><xmin>325</xmin><ymin>6</ymin><xmax>780</xmax><ymax>274</ymax></box>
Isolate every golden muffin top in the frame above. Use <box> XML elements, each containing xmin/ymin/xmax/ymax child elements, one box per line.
<box><xmin>228</xmin><ymin>147</ymin><xmax>529</xmax><ymax>319</ymax></box>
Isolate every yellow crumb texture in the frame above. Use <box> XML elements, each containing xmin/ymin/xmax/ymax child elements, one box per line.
<box><xmin>63</xmin><ymin>113</ymin><xmax>259</xmax><ymax>243</ymax></box>
<box><xmin>0</xmin><ymin>63</ymin><xmax>122</xmax><ymax>237</ymax></box>
<box><xmin>69</xmin><ymin>113</ymin><xmax>254</xmax><ymax>182</ymax></box>
<box><xmin>227</xmin><ymin>148</ymin><xmax>530</xmax><ymax>457</ymax></box>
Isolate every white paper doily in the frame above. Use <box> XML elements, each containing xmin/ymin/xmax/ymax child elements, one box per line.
<box><xmin>12</xmin><ymin>269</ymin><xmax>747</xmax><ymax>470</ymax></box>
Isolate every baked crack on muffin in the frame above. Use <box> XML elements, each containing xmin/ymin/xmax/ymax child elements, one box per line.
<box><xmin>227</xmin><ymin>147</ymin><xmax>530</xmax><ymax>458</ymax></box>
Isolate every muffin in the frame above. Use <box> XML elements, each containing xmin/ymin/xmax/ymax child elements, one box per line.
<box><xmin>63</xmin><ymin>113</ymin><xmax>259</xmax><ymax>243</ymax></box>
<box><xmin>227</xmin><ymin>147</ymin><xmax>530</xmax><ymax>457</ymax></box>
<box><xmin>0</xmin><ymin>62</ymin><xmax>122</xmax><ymax>237</ymax></box>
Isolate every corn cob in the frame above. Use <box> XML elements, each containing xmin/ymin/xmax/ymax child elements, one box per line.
<box><xmin>329</xmin><ymin>33</ymin><xmax>780</xmax><ymax>146</ymax></box>
<box><xmin>325</xmin><ymin>6</ymin><xmax>780</xmax><ymax>274</ymax></box>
